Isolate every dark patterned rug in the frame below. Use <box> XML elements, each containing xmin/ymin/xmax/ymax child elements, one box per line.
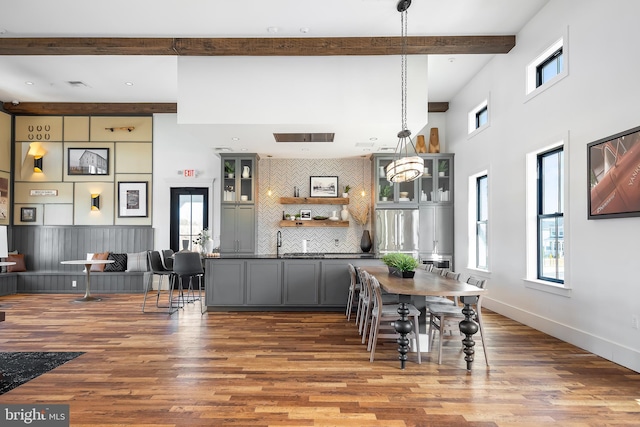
<box><xmin>0</xmin><ymin>352</ymin><xmax>84</xmax><ymax>395</ymax></box>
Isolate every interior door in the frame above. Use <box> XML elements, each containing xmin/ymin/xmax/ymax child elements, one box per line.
<box><xmin>169</xmin><ymin>187</ymin><xmax>209</xmax><ymax>252</ymax></box>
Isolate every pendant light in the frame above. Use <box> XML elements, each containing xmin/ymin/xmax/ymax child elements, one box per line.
<box><xmin>386</xmin><ymin>0</ymin><xmax>424</xmax><ymax>183</ymax></box>
<box><xmin>266</xmin><ymin>155</ymin><xmax>273</xmax><ymax>196</ymax></box>
<box><xmin>361</xmin><ymin>155</ymin><xmax>367</xmax><ymax>197</ymax></box>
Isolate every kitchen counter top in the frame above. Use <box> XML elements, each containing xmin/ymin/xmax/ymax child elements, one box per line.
<box><xmin>207</xmin><ymin>253</ymin><xmax>378</xmax><ymax>260</ymax></box>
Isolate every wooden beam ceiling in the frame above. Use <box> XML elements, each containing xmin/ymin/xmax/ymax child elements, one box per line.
<box><xmin>2</xmin><ymin>102</ymin><xmax>449</xmax><ymax>115</ymax></box>
<box><xmin>0</xmin><ymin>36</ymin><xmax>515</xmax><ymax>56</ymax></box>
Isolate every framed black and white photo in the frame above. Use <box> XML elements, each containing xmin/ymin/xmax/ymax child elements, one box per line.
<box><xmin>300</xmin><ymin>209</ymin><xmax>312</xmax><ymax>220</ymax></box>
<box><xmin>118</xmin><ymin>182</ymin><xmax>148</xmax><ymax>217</ymax></box>
<box><xmin>310</xmin><ymin>176</ymin><xmax>338</xmax><ymax>197</ymax></box>
<box><xmin>20</xmin><ymin>207</ymin><xmax>36</xmax><ymax>222</ymax></box>
<box><xmin>68</xmin><ymin>148</ymin><xmax>109</xmax><ymax>175</ymax></box>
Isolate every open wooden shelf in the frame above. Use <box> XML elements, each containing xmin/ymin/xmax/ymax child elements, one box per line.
<box><xmin>279</xmin><ymin>220</ymin><xmax>349</xmax><ymax>228</ymax></box>
<box><xmin>279</xmin><ymin>197</ymin><xmax>349</xmax><ymax>205</ymax></box>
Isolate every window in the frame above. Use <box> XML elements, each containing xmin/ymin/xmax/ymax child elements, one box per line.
<box><xmin>475</xmin><ymin>106</ymin><xmax>488</xmax><ymax>129</ymax></box>
<box><xmin>525</xmin><ymin>34</ymin><xmax>568</xmax><ymax>99</ymax></box>
<box><xmin>537</xmin><ymin>148</ymin><xmax>564</xmax><ymax>283</ymax></box>
<box><xmin>468</xmin><ymin>98</ymin><xmax>489</xmax><ymax>135</ymax></box>
<box><xmin>536</xmin><ymin>47</ymin><xmax>563</xmax><ymax>87</ymax></box>
<box><xmin>476</xmin><ymin>175</ymin><xmax>488</xmax><ymax>270</ymax></box>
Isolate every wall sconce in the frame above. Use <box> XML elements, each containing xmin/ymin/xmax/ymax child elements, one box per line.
<box><xmin>33</xmin><ymin>155</ymin><xmax>43</xmax><ymax>173</ymax></box>
<box><xmin>91</xmin><ymin>194</ymin><xmax>100</xmax><ymax>211</ymax></box>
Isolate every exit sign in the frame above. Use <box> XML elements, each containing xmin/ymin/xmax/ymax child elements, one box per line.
<box><xmin>183</xmin><ymin>169</ymin><xmax>196</xmax><ymax>177</ymax></box>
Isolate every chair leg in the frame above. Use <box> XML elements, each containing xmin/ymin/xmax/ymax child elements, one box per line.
<box><xmin>141</xmin><ymin>272</ymin><xmax>153</xmax><ymax>312</ymax></box>
<box><xmin>477</xmin><ymin>312</ymin><xmax>489</xmax><ymax>366</ymax></box>
<box><xmin>437</xmin><ymin>314</ymin><xmax>444</xmax><ymax>365</ymax></box>
<box><xmin>368</xmin><ymin>315</ymin><xmax>380</xmax><ymax>362</ymax></box>
<box><xmin>361</xmin><ymin>302</ymin><xmax>372</xmax><ymax>343</ymax></box>
<box><xmin>345</xmin><ymin>288</ymin><xmax>353</xmax><ymax>319</ymax></box>
<box><xmin>412</xmin><ymin>314</ymin><xmax>421</xmax><ymax>364</ymax></box>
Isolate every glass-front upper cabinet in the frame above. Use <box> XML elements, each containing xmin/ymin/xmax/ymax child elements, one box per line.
<box><xmin>373</xmin><ymin>155</ymin><xmax>418</xmax><ymax>205</ymax></box>
<box><xmin>221</xmin><ymin>154</ymin><xmax>258</xmax><ymax>204</ymax></box>
<box><xmin>418</xmin><ymin>154</ymin><xmax>454</xmax><ymax>204</ymax></box>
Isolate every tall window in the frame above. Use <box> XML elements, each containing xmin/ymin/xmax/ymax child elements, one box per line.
<box><xmin>537</xmin><ymin>148</ymin><xmax>564</xmax><ymax>283</ymax></box>
<box><xmin>476</xmin><ymin>175</ymin><xmax>488</xmax><ymax>270</ymax></box>
<box><xmin>536</xmin><ymin>47</ymin><xmax>563</xmax><ymax>87</ymax></box>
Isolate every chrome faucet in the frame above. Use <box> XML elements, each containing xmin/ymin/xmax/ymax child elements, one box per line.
<box><xmin>276</xmin><ymin>231</ymin><xmax>282</xmax><ymax>257</ymax></box>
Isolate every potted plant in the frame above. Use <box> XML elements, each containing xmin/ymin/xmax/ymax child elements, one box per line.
<box><xmin>294</xmin><ymin>213</ymin><xmax>301</xmax><ymax>220</ymax></box>
<box><xmin>224</xmin><ymin>161</ymin><xmax>235</xmax><ymax>178</ymax></box>
<box><xmin>382</xmin><ymin>253</ymin><xmax>419</xmax><ymax>278</ymax></box>
<box><xmin>380</xmin><ymin>185</ymin><xmax>392</xmax><ymax>201</ymax></box>
<box><xmin>438</xmin><ymin>160</ymin><xmax>448</xmax><ymax>177</ymax></box>
<box><xmin>342</xmin><ymin>185</ymin><xmax>351</xmax><ymax>198</ymax></box>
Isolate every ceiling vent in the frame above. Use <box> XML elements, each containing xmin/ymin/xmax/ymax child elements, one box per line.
<box><xmin>274</xmin><ymin>133</ymin><xmax>335</xmax><ymax>143</ymax></box>
<box><xmin>66</xmin><ymin>81</ymin><xmax>88</xmax><ymax>88</ymax></box>
<box><xmin>213</xmin><ymin>147</ymin><xmax>232</xmax><ymax>152</ymax></box>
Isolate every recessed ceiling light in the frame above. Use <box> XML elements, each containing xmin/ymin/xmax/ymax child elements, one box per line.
<box><xmin>369</xmin><ymin>137</ymin><xmax>378</xmax><ymax>141</ymax></box>
<box><xmin>300</xmin><ymin>27</ymin><xmax>309</xmax><ymax>34</ymax></box>
<box><xmin>241</xmin><ymin>148</ymin><xmax>248</xmax><ymax>152</ymax></box>
<box><xmin>231</xmin><ymin>137</ymin><xmax>240</xmax><ymax>141</ymax></box>
<box><xmin>125</xmin><ymin>81</ymin><xmax>134</xmax><ymax>86</ymax></box>
<box><xmin>267</xmin><ymin>27</ymin><xmax>279</xmax><ymax>34</ymax></box>
<box><xmin>24</xmin><ymin>81</ymin><xmax>34</xmax><ymax>85</ymax></box>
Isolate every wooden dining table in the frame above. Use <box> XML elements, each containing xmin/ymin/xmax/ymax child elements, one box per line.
<box><xmin>363</xmin><ymin>265</ymin><xmax>486</xmax><ymax>371</ymax></box>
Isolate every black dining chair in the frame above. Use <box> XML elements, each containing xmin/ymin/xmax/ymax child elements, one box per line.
<box><xmin>142</xmin><ymin>250</ymin><xmax>176</xmax><ymax>314</ymax></box>
<box><xmin>172</xmin><ymin>251</ymin><xmax>205</xmax><ymax>315</ymax></box>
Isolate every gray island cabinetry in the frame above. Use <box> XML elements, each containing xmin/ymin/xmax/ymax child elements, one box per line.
<box><xmin>204</xmin><ymin>255</ymin><xmax>380</xmax><ymax>310</ymax></box>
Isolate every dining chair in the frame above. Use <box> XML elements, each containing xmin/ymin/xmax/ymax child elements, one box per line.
<box><xmin>428</xmin><ymin>276</ymin><xmax>489</xmax><ymax>366</ymax></box>
<box><xmin>161</xmin><ymin>249</ymin><xmax>174</xmax><ymax>270</ymax></box>
<box><xmin>345</xmin><ymin>264</ymin><xmax>360</xmax><ymax>320</ymax></box>
<box><xmin>142</xmin><ymin>250</ymin><xmax>176</xmax><ymax>313</ymax></box>
<box><xmin>358</xmin><ymin>270</ymin><xmax>400</xmax><ymax>344</ymax></box>
<box><xmin>367</xmin><ymin>275</ymin><xmax>421</xmax><ymax>364</ymax></box>
<box><xmin>424</xmin><ymin>269</ymin><xmax>457</xmax><ymax>306</ymax></box>
<box><xmin>431</xmin><ymin>267</ymin><xmax>446</xmax><ymax>276</ymax></box>
<box><xmin>172</xmin><ymin>251</ymin><xmax>206</xmax><ymax>315</ymax></box>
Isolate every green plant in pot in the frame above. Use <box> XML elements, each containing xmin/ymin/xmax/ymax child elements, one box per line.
<box><xmin>381</xmin><ymin>253</ymin><xmax>419</xmax><ymax>278</ymax></box>
<box><xmin>380</xmin><ymin>185</ymin><xmax>392</xmax><ymax>201</ymax></box>
<box><xmin>224</xmin><ymin>161</ymin><xmax>235</xmax><ymax>178</ymax></box>
<box><xmin>438</xmin><ymin>160</ymin><xmax>448</xmax><ymax>177</ymax></box>
<box><xmin>343</xmin><ymin>185</ymin><xmax>351</xmax><ymax>197</ymax></box>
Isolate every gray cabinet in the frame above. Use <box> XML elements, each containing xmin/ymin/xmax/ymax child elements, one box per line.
<box><xmin>246</xmin><ymin>260</ymin><xmax>282</xmax><ymax>305</ymax></box>
<box><xmin>419</xmin><ymin>205</ymin><xmax>453</xmax><ymax>258</ymax></box>
<box><xmin>283</xmin><ymin>260</ymin><xmax>319</xmax><ymax>305</ymax></box>
<box><xmin>206</xmin><ymin>259</ymin><xmax>245</xmax><ymax>306</ymax></box>
<box><xmin>418</xmin><ymin>154</ymin><xmax>454</xmax><ymax>204</ymax></box>
<box><xmin>220</xmin><ymin>205</ymin><xmax>256</xmax><ymax>254</ymax></box>
<box><xmin>320</xmin><ymin>261</ymin><xmax>351</xmax><ymax>306</ymax></box>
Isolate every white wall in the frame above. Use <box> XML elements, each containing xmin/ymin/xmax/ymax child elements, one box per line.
<box><xmin>152</xmin><ymin>114</ymin><xmax>220</xmax><ymax>250</ymax></box>
<box><xmin>447</xmin><ymin>0</ymin><xmax>640</xmax><ymax>372</ymax></box>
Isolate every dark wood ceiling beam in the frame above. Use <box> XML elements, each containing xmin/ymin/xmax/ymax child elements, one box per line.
<box><xmin>0</xmin><ymin>36</ymin><xmax>515</xmax><ymax>56</ymax></box>
<box><xmin>2</xmin><ymin>102</ymin><xmax>447</xmax><ymax>115</ymax></box>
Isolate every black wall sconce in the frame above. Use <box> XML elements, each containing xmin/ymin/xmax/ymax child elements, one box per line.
<box><xmin>33</xmin><ymin>155</ymin><xmax>43</xmax><ymax>173</ymax></box>
<box><xmin>91</xmin><ymin>193</ymin><xmax>100</xmax><ymax>211</ymax></box>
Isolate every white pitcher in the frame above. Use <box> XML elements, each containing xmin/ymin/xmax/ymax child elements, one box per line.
<box><xmin>242</xmin><ymin>166</ymin><xmax>250</xmax><ymax>178</ymax></box>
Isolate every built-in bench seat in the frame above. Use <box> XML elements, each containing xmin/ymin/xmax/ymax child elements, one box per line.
<box><xmin>5</xmin><ymin>225</ymin><xmax>154</xmax><ymax>295</ymax></box>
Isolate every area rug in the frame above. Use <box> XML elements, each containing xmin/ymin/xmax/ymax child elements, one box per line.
<box><xmin>0</xmin><ymin>352</ymin><xmax>84</xmax><ymax>395</ymax></box>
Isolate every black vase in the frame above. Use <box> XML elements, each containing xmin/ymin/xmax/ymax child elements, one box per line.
<box><xmin>360</xmin><ymin>230</ymin><xmax>372</xmax><ymax>253</ymax></box>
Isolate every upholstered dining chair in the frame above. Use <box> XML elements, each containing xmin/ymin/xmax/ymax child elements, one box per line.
<box><xmin>142</xmin><ymin>250</ymin><xmax>175</xmax><ymax>313</ymax></box>
<box><xmin>172</xmin><ymin>251</ymin><xmax>205</xmax><ymax>315</ymax></box>
<box><xmin>367</xmin><ymin>275</ymin><xmax>421</xmax><ymax>364</ymax></box>
<box><xmin>428</xmin><ymin>276</ymin><xmax>489</xmax><ymax>366</ymax></box>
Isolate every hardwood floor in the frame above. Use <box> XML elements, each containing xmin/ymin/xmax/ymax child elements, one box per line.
<box><xmin>0</xmin><ymin>293</ymin><xmax>638</xmax><ymax>426</ymax></box>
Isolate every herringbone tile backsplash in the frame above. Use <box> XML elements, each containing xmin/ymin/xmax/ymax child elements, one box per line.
<box><xmin>257</xmin><ymin>158</ymin><xmax>372</xmax><ymax>255</ymax></box>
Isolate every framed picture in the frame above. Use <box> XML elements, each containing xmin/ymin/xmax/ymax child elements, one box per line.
<box><xmin>118</xmin><ymin>182</ymin><xmax>148</xmax><ymax>217</ymax></box>
<box><xmin>300</xmin><ymin>209</ymin><xmax>312</xmax><ymax>220</ymax></box>
<box><xmin>0</xmin><ymin>173</ymin><xmax>8</xmax><ymax>224</ymax></box>
<box><xmin>68</xmin><ymin>148</ymin><xmax>109</xmax><ymax>175</ymax></box>
<box><xmin>21</xmin><ymin>207</ymin><xmax>36</xmax><ymax>222</ymax></box>
<box><xmin>310</xmin><ymin>176</ymin><xmax>338</xmax><ymax>197</ymax></box>
<box><xmin>588</xmin><ymin>124</ymin><xmax>640</xmax><ymax>219</ymax></box>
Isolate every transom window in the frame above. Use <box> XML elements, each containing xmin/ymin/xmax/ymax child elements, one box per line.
<box><xmin>536</xmin><ymin>47</ymin><xmax>563</xmax><ymax>87</ymax></box>
<box><xmin>475</xmin><ymin>106</ymin><xmax>488</xmax><ymax>130</ymax></box>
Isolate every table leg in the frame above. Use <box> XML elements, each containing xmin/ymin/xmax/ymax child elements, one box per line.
<box><xmin>394</xmin><ymin>302</ymin><xmax>413</xmax><ymax>370</ymax></box>
<box><xmin>459</xmin><ymin>295</ymin><xmax>479</xmax><ymax>371</ymax></box>
<box><xmin>74</xmin><ymin>264</ymin><xmax>101</xmax><ymax>302</ymax></box>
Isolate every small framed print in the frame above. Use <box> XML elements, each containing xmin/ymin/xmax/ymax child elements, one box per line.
<box><xmin>300</xmin><ymin>209</ymin><xmax>312</xmax><ymax>220</ymax></box>
<box><xmin>118</xmin><ymin>182</ymin><xmax>148</xmax><ymax>217</ymax></box>
<box><xmin>21</xmin><ymin>207</ymin><xmax>36</xmax><ymax>222</ymax></box>
<box><xmin>310</xmin><ymin>176</ymin><xmax>338</xmax><ymax>197</ymax></box>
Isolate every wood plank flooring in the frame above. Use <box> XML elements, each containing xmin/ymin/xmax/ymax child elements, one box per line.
<box><xmin>0</xmin><ymin>293</ymin><xmax>638</xmax><ymax>426</ymax></box>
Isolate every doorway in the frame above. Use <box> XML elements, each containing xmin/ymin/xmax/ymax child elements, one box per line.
<box><xmin>169</xmin><ymin>188</ymin><xmax>209</xmax><ymax>252</ymax></box>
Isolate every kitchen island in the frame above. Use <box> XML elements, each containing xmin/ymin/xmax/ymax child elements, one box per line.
<box><xmin>204</xmin><ymin>253</ymin><xmax>381</xmax><ymax>311</ymax></box>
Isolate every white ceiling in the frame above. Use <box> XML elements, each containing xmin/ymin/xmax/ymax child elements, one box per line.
<box><xmin>0</xmin><ymin>0</ymin><xmax>549</xmax><ymax>158</ymax></box>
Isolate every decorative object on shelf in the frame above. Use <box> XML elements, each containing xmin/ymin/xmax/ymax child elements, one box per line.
<box><xmin>379</xmin><ymin>166</ymin><xmax>386</xmax><ymax>178</ymax></box>
<box><xmin>385</xmin><ymin>0</ymin><xmax>424</xmax><ymax>184</ymax></box>
<box><xmin>429</xmin><ymin>127</ymin><xmax>440</xmax><ymax>153</ymax></box>
<box><xmin>380</xmin><ymin>185</ymin><xmax>392</xmax><ymax>201</ymax></box>
<box><xmin>415</xmin><ymin>134</ymin><xmax>427</xmax><ymax>153</ymax></box>
<box><xmin>360</xmin><ymin>230</ymin><xmax>372</xmax><ymax>253</ymax></box>
<box><xmin>310</xmin><ymin>176</ymin><xmax>338</xmax><ymax>197</ymax></box>
<box><xmin>181</xmin><ymin>239</ymin><xmax>190</xmax><ymax>251</ymax></box>
<box><xmin>242</xmin><ymin>165</ymin><xmax>250</xmax><ymax>178</ymax></box>
<box><xmin>342</xmin><ymin>185</ymin><xmax>351</xmax><ymax>198</ymax></box>
<box><xmin>340</xmin><ymin>205</ymin><xmax>349</xmax><ymax>221</ymax></box>
<box><xmin>224</xmin><ymin>161</ymin><xmax>235</xmax><ymax>178</ymax></box>
<box><xmin>348</xmin><ymin>204</ymin><xmax>369</xmax><ymax>226</ymax></box>
<box><xmin>300</xmin><ymin>209</ymin><xmax>311</xmax><ymax>220</ymax></box>
<box><xmin>381</xmin><ymin>252</ymin><xmax>419</xmax><ymax>278</ymax></box>
<box><xmin>105</xmin><ymin>126</ymin><xmax>134</xmax><ymax>132</ymax></box>
<box><xmin>438</xmin><ymin>160</ymin><xmax>448</xmax><ymax>177</ymax></box>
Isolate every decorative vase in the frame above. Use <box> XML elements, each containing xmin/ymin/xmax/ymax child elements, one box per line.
<box><xmin>181</xmin><ymin>239</ymin><xmax>190</xmax><ymax>251</ymax></box>
<box><xmin>228</xmin><ymin>172</ymin><xmax>234</xmax><ymax>179</ymax></box>
<box><xmin>204</xmin><ymin>239</ymin><xmax>214</xmax><ymax>255</ymax></box>
<box><xmin>242</xmin><ymin>166</ymin><xmax>250</xmax><ymax>178</ymax></box>
<box><xmin>360</xmin><ymin>230</ymin><xmax>372</xmax><ymax>253</ymax></box>
<box><xmin>340</xmin><ymin>205</ymin><xmax>349</xmax><ymax>221</ymax></box>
